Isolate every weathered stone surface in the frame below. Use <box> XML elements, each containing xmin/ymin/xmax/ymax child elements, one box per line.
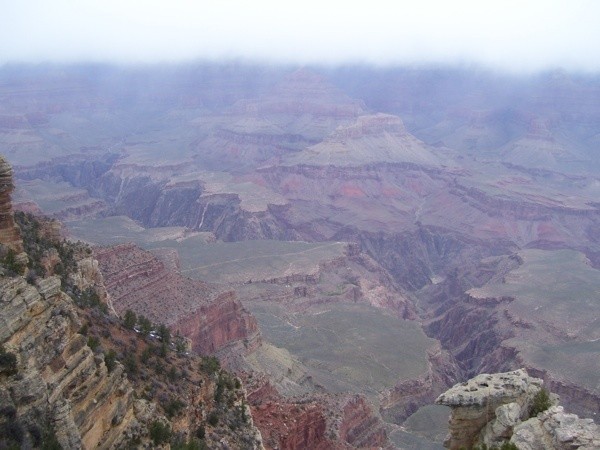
<box><xmin>0</xmin><ymin>157</ymin><xmax>142</xmax><ymax>448</ymax></box>
<box><xmin>437</xmin><ymin>369</ymin><xmax>543</xmax><ymax>408</ymax></box>
<box><xmin>0</xmin><ymin>273</ymin><xmax>142</xmax><ymax>449</ymax></box>
<box><xmin>0</xmin><ymin>155</ymin><xmax>28</xmax><ymax>275</ymax></box>
<box><xmin>512</xmin><ymin>405</ymin><xmax>600</xmax><ymax>450</ymax></box>
<box><xmin>437</xmin><ymin>369</ymin><xmax>600</xmax><ymax>449</ymax></box>
<box><xmin>436</xmin><ymin>369</ymin><xmax>541</xmax><ymax>448</ymax></box>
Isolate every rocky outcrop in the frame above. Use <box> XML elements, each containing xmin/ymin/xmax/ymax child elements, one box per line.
<box><xmin>0</xmin><ymin>274</ymin><xmax>141</xmax><ymax>449</ymax></box>
<box><xmin>94</xmin><ymin>243</ymin><xmax>261</xmax><ymax>360</ymax></box>
<box><xmin>512</xmin><ymin>406</ymin><xmax>600</xmax><ymax>450</ymax></box>
<box><xmin>0</xmin><ymin>156</ymin><xmax>26</xmax><ymax>263</ymax></box>
<box><xmin>437</xmin><ymin>370</ymin><xmax>544</xmax><ymax>449</ymax></box>
<box><xmin>436</xmin><ymin>369</ymin><xmax>600</xmax><ymax>450</ymax></box>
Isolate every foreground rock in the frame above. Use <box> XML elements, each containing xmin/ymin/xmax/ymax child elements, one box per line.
<box><xmin>0</xmin><ymin>275</ymin><xmax>141</xmax><ymax>449</ymax></box>
<box><xmin>436</xmin><ymin>369</ymin><xmax>600</xmax><ymax>449</ymax></box>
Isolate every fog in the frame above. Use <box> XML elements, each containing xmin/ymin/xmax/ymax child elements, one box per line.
<box><xmin>2</xmin><ymin>0</ymin><xmax>600</xmax><ymax>73</ymax></box>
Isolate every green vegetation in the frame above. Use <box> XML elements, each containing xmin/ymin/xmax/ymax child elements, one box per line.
<box><xmin>0</xmin><ymin>411</ymin><xmax>61</xmax><ymax>450</ymax></box>
<box><xmin>529</xmin><ymin>387</ymin><xmax>551</xmax><ymax>417</ymax></box>
<box><xmin>172</xmin><ymin>437</ymin><xmax>208</xmax><ymax>450</ymax></box>
<box><xmin>472</xmin><ymin>442</ymin><xmax>519</xmax><ymax>450</ymax></box>
<box><xmin>40</xmin><ymin>424</ymin><xmax>62</xmax><ymax>450</ymax></box>
<box><xmin>200</xmin><ymin>356</ymin><xmax>220</xmax><ymax>374</ymax></box>
<box><xmin>247</xmin><ymin>302</ymin><xmax>435</xmax><ymax>396</ymax></box>
<box><xmin>158</xmin><ymin>324</ymin><xmax>171</xmax><ymax>345</ymax></box>
<box><xmin>207</xmin><ymin>411</ymin><xmax>219</xmax><ymax>427</ymax></box>
<box><xmin>87</xmin><ymin>336</ymin><xmax>100</xmax><ymax>352</ymax></box>
<box><xmin>174</xmin><ymin>334</ymin><xmax>187</xmax><ymax>354</ymax></box>
<box><xmin>164</xmin><ymin>398</ymin><xmax>185</xmax><ymax>419</ymax></box>
<box><xmin>0</xmin><ymin>345</ymin><xmax>17</xmax><ymax>376</ymax></box>
<box><xmin>72</xmin><ymin>286</ymin><xmax>107</xmax><ymax>313</ymax></box>
<box><xmin>149</xmin><ymin>421</ymin><xmax>171</xmax><ymax>445</ymax></box>
<box><xmin>123</xmin><ymin>353</ymin><xmax>138</xmax><ymax>376</ymax></box>
<box><xmin>104</xmin><ymin>349</ymin><xmax>117</xmax><ymax>372</ymax></box>
<box><xmin>0</xmin><ymin>409</ymin><xmax>23</xmax><ymax>448</ymax></box>
<box><xmin>137</xmin><ymin>315</ymin><xmax>152</xmax><ymax>336</ymax></box>
<box><xmin>13</xmin><ymin>211</ymin><xmax>107</xmax><ymax>313</ymax></box>
<box><xmin>0</xmin><ymin>247</ymin><xmax>25</xmax><ymax>275</ymax></box>
<box><xmin>123</xmin><ymin>310</ymin><xmax>137</xmax><ymax>329</ymax></box>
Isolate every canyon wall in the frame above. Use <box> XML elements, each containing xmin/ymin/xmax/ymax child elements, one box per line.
<box><xmin>246</xmin><ymin>375</ymin><xmax>389</xmax><ymax>450</ymax></box>
<box><xmin>94</xmin><ymin>243</ymin><xmax>261</xmax><ymax>360</ymax></box>
<box><xmin>0</xmin><ymin>275</ymin><xmax>141</xmax><ymax>449</ymax></box>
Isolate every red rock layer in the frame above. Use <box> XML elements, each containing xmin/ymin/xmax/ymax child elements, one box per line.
<box><xmin>173</xmin><ymin>290</ymin><xmax>261</xmax><ymax>357</ymax></box>
<box><xmin>94</xmin><ymin>243</ymin><xmax>260</xmax><ymax>358</ymax></box>
<box><xmin>246</xmin><ymin>376</ymin><xmax>388</xmax><ymax>450</ymax></box>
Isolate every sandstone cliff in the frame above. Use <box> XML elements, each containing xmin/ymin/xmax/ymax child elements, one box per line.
<box><xmin>0</xmin><ymin>156</ymin><xmax>143</xmax><ymax>448</ymax></box>
<box><xmin>436</xmin><ymin>369</ymin><xmax>600</xmax><ymax>450</ymax></box>
<box><xmin>0</xmin><ymin>274</ymin><xmax>142</xmax><ymax>449</ymax></box>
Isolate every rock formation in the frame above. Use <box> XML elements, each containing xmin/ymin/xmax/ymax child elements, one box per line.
<box><xmin>436</xmin><ymin>369</ymin><xmax>600</xmax><ymax>449</ymax></box>
<box><xmin>0</xmin><ymin>272</ymin><xmax>142</xmax><ymax>449</ymax></box>
<box><xmin>0</xmin><ymin>155</ymin><xmax>27</xmax><ymax>264</ymax></box>
<box><xmin>511</xmin><ymin>406</ymin><xmax>600</xmax><ymax>450</ymax></box>
<box><xmin>246</xmin><ymin>375</ymin><xmax>389</xmax><ymax>450</ymax></box>
<box><xmin>94</xmin><ymin>243</ymin><xmax>261</xmax><ymax>361</ymax></box>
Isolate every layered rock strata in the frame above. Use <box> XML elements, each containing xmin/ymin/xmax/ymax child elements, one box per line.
<box><xmin>246</xmin><ymin>374</ymin><xmax>389</xmax><ymax>450</ymax></box>
<box><xmin>94</xmin><ymin>243</ymin><xmax>261</xmax><ymax>359</ymax></box>
<box><xmin>0</xmin><ymin>274</ymin><xmax>141</xmax><ymax>449</ymax></box>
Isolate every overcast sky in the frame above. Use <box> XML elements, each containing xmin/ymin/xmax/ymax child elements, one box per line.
<box><xmin>1</xmin><ymin>0</ymin><xmax>599</xmax><ymax>72</ymax></box>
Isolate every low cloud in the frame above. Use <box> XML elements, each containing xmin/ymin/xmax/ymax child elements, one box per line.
<box><xmin>2</xmin><ymin>0</ymin><xmax>599</xmax><ymax>72</ymax></box>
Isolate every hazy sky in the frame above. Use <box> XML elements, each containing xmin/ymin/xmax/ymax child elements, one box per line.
<box><xmin>2</xmin><ymin>0</ymin><xmax>600</xmax><ymax>72</ymax></box>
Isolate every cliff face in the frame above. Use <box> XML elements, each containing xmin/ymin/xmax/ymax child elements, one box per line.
<box><xmin>436</xmin><ymin>369</ymin><xmax>600</xmax><ymax>450</ymax></box>
<box><xmin>246</xmin><ymin>375</ymin><xmax>388</xmax><ymax>450</ymax></box>
<box><xmin>0</xmin><ymin>159</ymin><xmax>142</xmax><ymax>448</ymax></box>
<box><xmin>0</xmin><ymin>274</ymin><xmax>141</xmax><ymax>449</ymax></box>
<box><xmin>174</xmin><ymin>290</ymin><xmax>262</xmax><ymax>362</ymax></box>
<box><xmin>0</xmin><ymin>156</ymin><xmax>26</xmax><ymax>261</ymax></box>
<box><xmin>94</xmin><ymin>243</ymin><xmax>261</xmax><ymax>360</ymax></box>
<box><xmin>0</xmin><ymin>157</ymin><xmax>265</xmax><ymax>449</ymax></box>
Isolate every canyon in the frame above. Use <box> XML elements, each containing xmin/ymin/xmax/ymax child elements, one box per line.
<box><xmin>0</xmin><ymin>155</ymin><xmax>265</xmax><ymax>449</ymax></box>
<box><xmin>1</xmin><ymin>63</ymin><xmax>599</xmax><ymax>448</ymax></box>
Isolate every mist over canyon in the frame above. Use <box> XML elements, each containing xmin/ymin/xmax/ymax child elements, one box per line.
<box><xmin>1</xmin><ymin>62</ymin><xmax>599</xmax><ymax>449</ymax></box>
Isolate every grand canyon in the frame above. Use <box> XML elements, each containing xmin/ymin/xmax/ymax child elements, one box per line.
<box><xmin>1</xmin><ymin>62</ymin><xmax>599</xmax><ymax>449</ymax></box>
